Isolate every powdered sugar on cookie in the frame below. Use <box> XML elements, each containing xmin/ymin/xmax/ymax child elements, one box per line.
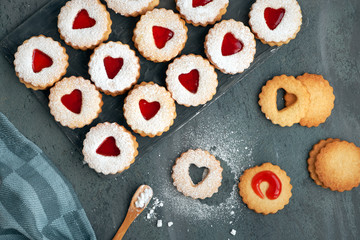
<box><xmin>14</xmin><ymin>35</ymin><xmax>68</xmax><ymax>89</ymax></box>
<box><xmin>105</xmin><ymin>0</ymin><xmax>159</xmax><ymax>17</ymax></box>
<box><xmin>89</xmin><ymin>41</ymin><xmax>140</xmax><ymax>96</ymax></box>
<box><xmin>166</xmin><ymin>54</ymin><xmax>218</xmax><ymax>107</ymax></box>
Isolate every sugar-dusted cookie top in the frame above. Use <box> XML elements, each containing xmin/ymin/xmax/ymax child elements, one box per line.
<box><xmin>105</xmin><ymin>0</ymin><xmax>159</xmax><ymax>17</ymax></box>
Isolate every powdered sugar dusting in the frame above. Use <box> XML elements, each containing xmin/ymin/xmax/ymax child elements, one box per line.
<box><xmin>249</xmin><ymin>0</ymin><xmax>302</xmax><ymax>43</ymax></box>
<box><xmin>82</xmin><ymin>122</ymin><xmax>138</xmax><ymax>175</ymax></box>
<box><xmin>123</xmin><ymin>83</ymin><xmax>176</xmax><ymax>136</ymax></box>
<box><xmin>166</xmin><ymin>54</ymin><xmax>218</xmax><ymax>107</ymax></box>
<box><xmin>133</xmin><ymin>8</ymin><xmax>187</xmax><ymax>62</ymax></box>
<box><xmin>205</xmin><ymin>20</ymin><xmax>256</xmax><ymax>74</ymax></box>
<box><xmin>14</xmin><ymin>35</ymin><xmax>68</xmax><ymax>88</ymax></box>
<box><xmin>105</xmin><ymin>0</ymin><xmax>157</xmax><ymax>16</ymax></box>
<box><xmin>176</xmin><ymin>0</ymin><xmax>228</xmax><ymax>26</ymax></box>
<box><xmin>58</xmin><ymin>0</ymin><xmax>111</xmax><ymax>49</ymax></box>
<box><xmin>48</xmin><ymin>76</ymin><xmax>102</xmax><ymax>128</ymax></box>
<box><xmin>89</xmin><ymin>41</ymin><xmax>140</xmax><ymax>94</ymax></box>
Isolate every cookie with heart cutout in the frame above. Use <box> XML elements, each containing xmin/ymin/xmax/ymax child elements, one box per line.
<box><xmin>88</xmin><ymin>41</ymin><xmax>140</xmax><ymax>96</ymax></box>
<box><xmin>58</xmin><ymin>0</ymin><xmax>112</xmax><ymax>50</ymax></box>
<box><xmin>83</xmin><ymin>122</ymin><xmax>138</xmax><ymax>175</ymax></box>
<box><xmin>204</xmin><ymin>19</ymin><xmax>256</xmax><ymax>74</ymax></box>
<box><xmin>238</xmin><ymin>162</ymin><xmax>292</xmax><ymax>215</ymax></box>
<box><xmin>133</xmin><ymin>8</ymin><xmax>188</xmax><ymax>62</ymax></box>
<box><xmin>172</xmin><ymin>149</ymin><xmax>223</xmax><ymax>199</ymax></box>
<box><xmin>123</xmin><ymin>82</ymin><xmax>176</xmax><ymax>137</ymax></box>
<box><xmin>48</xmin><ymin>76</ymin><xmax>103</xmax><ymax>129</ymax></box>
<box><xmin>249</xmin><ymin>0</ymin><xmax>302</xmax><ymax>46</ymax></box>
<box><xmin>175</xmin><ymin>0</ymin><xmax>229</xmax><ymax>26</ymax></box>
<box><xmin>165</xmin><ymin>54</ymin><xmax>218</xmax><ymax>107</ymax></box>
<box><xmin>14</xmin><ymin>35</ymin><xmax>69</xmax><ymax>90</ymax></box>
<box><xmin>105</xmin><ymin>0</ymin><xmax>159</xmax><ymax>17</ymax></box>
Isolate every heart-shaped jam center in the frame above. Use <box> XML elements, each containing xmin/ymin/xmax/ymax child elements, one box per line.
<box><xmin>152</xmin><ymin>26</ymin><xmax>174</xmax><ymax>49</ymax></box>
<box><xmin>61</xmin><ymin>89</ymin><xmax>82</xmax><ymax>114</ymax></box>
<box><xmin>96</xmin><ymin>136</ymin><xmax>121</xmax><ymax>157</ymax></box>
<box><xmin>251</xmin><ymin>170</ymin><xmax>282</xmax><ymax>200</ymax></box>
<box><xmin>192</xmin><ymin>0</ymin><xmax>213</xmax><ymax>7</ymax></box>
<box><xmin>221</xmin><ymin>32</ymin><xmax>243</xmax><ymax>56</ymax></box>
<box><xmin>32</xmin><ymin>49</ymin><xmax>53</xmax><ymax>73</ymax></box>
<box><xmin>103</xmin><ymin>56</ymin><xmax>124</xmax><ymax>79</ymax></box>
<box><xmin>72</xmin><ymin>9</ymin><xmax>96</xmax><ymax>29</ymax></box>
<box><xmin>139</xmin><ymin>99</ymin><xmax>160</xmax><ymax>120</ymax></box>
<box><xmin>179</xmin><ymin>69</ymin><xmax>199</xmax><ymax>94</ymax></box>
<box><xmin>264</xmin><ymin>7</ymin><xmax>285</xmax><ymax>30</ymax></box>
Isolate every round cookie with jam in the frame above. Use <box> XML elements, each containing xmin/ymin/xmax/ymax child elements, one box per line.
<box><xmin>58</xmin><ymin>0</ymin><xmax>112</xmax><ymax>50</ymax></box>
<box><xmin>105</xmin><ymin>0</ymin><xmax>159</xmax><ymax>17</ymax></box>
<box><xmin>205</xmin><ymin>19</ymin><xmax>256</xmax><ymax>74</ymax></box>
<box><xmin>249</xmin><ymin>0</ymin><xmax>302</xmax><ymax>46</ymax></box>
<box><xmin>88</xmin><ymin>41</ymin><xmax>140</xmax><ymax>96</ymax></box>
<box><xmin>83</xmin><ymin>122</ymin><xmax>138</xmax><ymax>175</ymax></box>
<box><xmin>176</xmin><ymin>0</ymin><xmax>229</xmax><ymax>26</ymax></box>
<box><xmin>123</xmin><ymin>82</ymin><xmax>176</xmax><ymax>137</ymax></box>
<box><xmin>14</xmin><ymin>35</ymin><xmax>69</xmax><ymax>90</ymax></box>
<box><xmin>166</xmin><ymin>54</ymin><xmax>218</xmax><ymax>107</ymax></box>
<box><xmin>133</xmin><ymin>8</ymin><xmax>188</xmax><ymax>62</ymax></box>
<box><xmin>49</xmin><ymin>76</ymin><xmax>103</xmax><ymax>129</ymax></box>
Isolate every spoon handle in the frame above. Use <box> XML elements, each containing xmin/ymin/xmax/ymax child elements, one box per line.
<box><xmin>112</xmin><ymin>209</ymin><xmax>138</xmax><ymax>240</ymax></box>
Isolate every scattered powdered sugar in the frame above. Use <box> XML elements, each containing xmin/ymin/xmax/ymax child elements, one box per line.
<box><xmin>157</xmin><ymin>220</ymin><xmax>162</xmax><ymax>227</ymax></box>
<box><xmin>167</xmin><ymin>222</ymin><xmax>173</xmax><ymax>227</ymax></box>
<box><xmin>230</xmin><ymin>229</ymin><xmax>237</xmax><ymax>236</ymax></box>
<box><xmin>145</xmin><ymin>197</ymin><xmax>164</xmax><ymax>220</ymax></box>
<box><xmin>135</xmin><ymin>187</ymin><xmax>153</xmax><ymax>208</ymax></box>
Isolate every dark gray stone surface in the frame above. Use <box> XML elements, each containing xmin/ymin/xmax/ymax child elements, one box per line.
<box><xmin>1</xmin><ymin>1</ymin><xmax>359</xmax><ymax>240</ymax></box>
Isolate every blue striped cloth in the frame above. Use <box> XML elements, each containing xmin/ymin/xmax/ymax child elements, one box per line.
<box><xmin>0</xmin><ymin>112</ymin><xmax>96</xmax><ymax>240</ymax></box>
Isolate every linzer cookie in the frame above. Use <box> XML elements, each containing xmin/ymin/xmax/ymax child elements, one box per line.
<box><xmin>238</xmin><ymin>163</ymin><xmax>292</xmax><ymax>215</ymax></box>
<box><xmin>313</xmin><ymin>140</ymin><xmax>360</xmax><ymax>192</ymax></box>
<box><xmin>204</xmin><ymin>19</ymin><xmax>256</xmax><ymax>74</ymax></box>
<box><xmin>172</xmin><ymin>149</ymin><xmax>223</xmax><ymax>199</ymax></box>
<box><xmin>307</xmin><ymin>138</ymin><xmax>340</xmax><ymax>187</ymax></box>
<box><xmin>58</xmin><ymin>0</ymin><xmax>112</xmax><ymax>50</ymax></box>
<box><xmin>176</xmin><ymin>0</ymin><xmax>229</xmax><ymax>26</ymax></box>
<box><xmin>166</xmin><ymin>54</ymin><xmax>218</xmax><ymax>107</ymax></box>
<box><xmin>105</xmin><ymin>0</ymin><xmax>159</xmax><ymax>17</ymax></box>
<box><xmin>83</xmin><ymin>122</ymin><xmax>138</xmax><ymax>175</ymax></box>
<box><xmin>123</xmin><ymin>82</ymin><xmax>176</xmax><ymax>137</ymax></box>
<box><xmin>285</xmin><ymin>73</ymin><xmax>335</xmax><ymax>127</ymax></box>
<box><xmin>14</xmin><ymin>35</ymin><xmax>68</xmax><ymax>90</ymax></box>
<box><xmin>249</xmin><ymin>0</ymin><xmax>302</xmax><ymax>46</ymax></box>
<box><xmin>49</xmin><ymin>76</ymin><xmax>103</xmax><ymax>129</ymax></box>
<box><xmin>133</xmin><ymin>8</ymin><xmax>188</xmax><ymax>62</ymax></box>
<box><xmin>258</xmin><ymin>75</ymin><xmax>310</xmax><ymax>127</ymax></box>
<box><xmin>88</xmin><ymin>41</ymin><xmax>140</xmax><ymax>96</ymax></box>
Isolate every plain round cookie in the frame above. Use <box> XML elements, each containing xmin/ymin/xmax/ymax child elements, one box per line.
<box><xmin>105</xmin><ymin>0</ymin><xmax>159</xmax><ymax>17</ymax></box>
<box><xmin>249</xmin><ymin>0</ymin><xmax>302</xmax><ymax>46</ymax></box>
<box><xmin>176</xmin><ymin>0</ymin><xmax>229</xmax><ymax>26</ymax></box>
<box><xmin>83</xmin><ymin>122</ymin><xmax>138</xmax><ymax>175</ymax></box>
<box><xmin>14</xmin><ymin>35</ymin><xmax>69</xmax><ymax>90</ymax></box>
<box><xmin>204</xmin><ymin>19</ymin><xmax>256</xmax><ymax>74</ymax></box>
<box><xmin>123</xmin><ymin>82</ymin><xmax>176</xmax><ymax>137</ymax></box>
<box><xmin>133</xmin><ymin>8</ymin><xmax>188</xmax><ymax>62</ymax></box>
<box><xmin>284</xmin><ymin>73</ymin><xmax>335</xmax><ymax>127</ymax></box>
<box><xmin>315</xmin><ymin>141</ymin><xmax>360</xmax><ymax>192</ymax></box>
<box><xmin>307</xmin><ymin>138</ymin><xmax>340</xmax><ymax>187</ymax></box>
<box><xmin>88</xmin><ymin>41</ymin><xmax>140</xmax><ymax>96</ymax></box>
<box><xmin>238</xmin><ymin>162</ymin><xmax>292</xmax><ymax>215</ymax></box>
<box><xmin>172</xmin><ymin>149</ymin><xmax>223</xmax><ymax>199</ymax></box>
<box><xmin>166</xmin><ymin>54</ymin><xmax>218</xmax><ymax>107</ymax></box>
<box><xmin>49</xmin><ymin>76</ymin><xmax>103</xmax><ymax>129</ymax></box>
<box><xmin>58</xmin><ymin>0</ymin><xmax>112</xmax><ymax>50</ymax></box>
<box><xmin>258</xmin><ymin>75</ymin><xmax>310</xmax><ymax>127</ymax></box>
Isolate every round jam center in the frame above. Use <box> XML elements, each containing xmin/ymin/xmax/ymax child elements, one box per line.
<box><xmin>251</xmin><ymin>170</ymin><xmax>282</xmax><ymax>200</ymax></box>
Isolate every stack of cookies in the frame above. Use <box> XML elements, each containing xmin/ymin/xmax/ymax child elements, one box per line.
<box><xmin>308</xmin><ymin>139</ymin><xmax>360</xmax><ymax>192</ymax></box>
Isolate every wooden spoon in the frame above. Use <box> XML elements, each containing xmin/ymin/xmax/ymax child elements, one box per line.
<box><xmin>112</xmin><ymin>185</ymin><xmax>153</xmax><ymax>240</ymax></box>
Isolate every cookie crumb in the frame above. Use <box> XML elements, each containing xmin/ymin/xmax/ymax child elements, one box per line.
<box><xmin>168</xmin><ymin>222</ymin><xmax>173</xmax><ymax>227</ymax></box>
<box><xmin>157</xmin><ymin>220</ymin><xmax>162</xmax><ymax>228</ymax></box>
<box><xmin>230</xmin><ymin>229</ymin><xmax>236</xmax><ymax>236</ymax></box>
